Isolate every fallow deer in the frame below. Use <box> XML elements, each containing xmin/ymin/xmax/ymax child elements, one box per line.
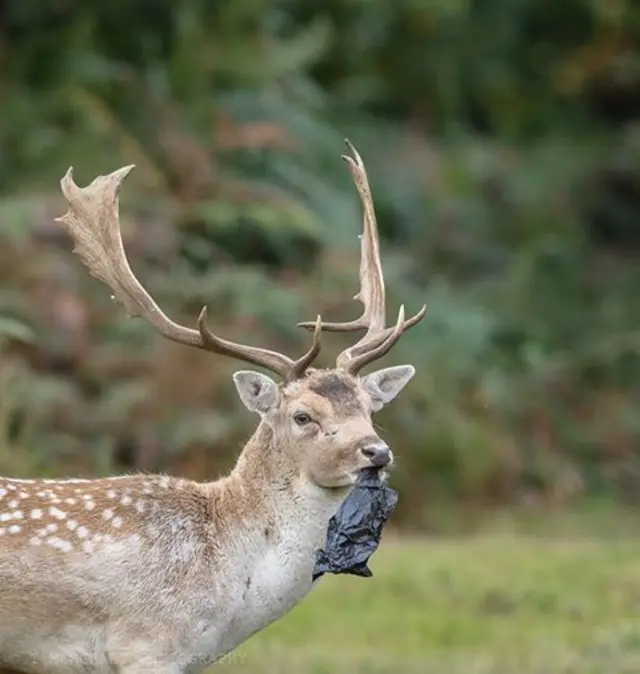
<box><xmin>0</xmin><ymin>140</ymin><xmax>426</xmax><ymax>674</ymax></box>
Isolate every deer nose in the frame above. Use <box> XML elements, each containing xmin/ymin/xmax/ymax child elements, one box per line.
<box><xmin>361</xmin><ymin>443</ymin><xmax>392</xmax><ymax>468</ymax></box>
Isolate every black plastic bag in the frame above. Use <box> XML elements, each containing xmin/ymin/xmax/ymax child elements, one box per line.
<box><xmin>312</xmin><ymin>467</ymin><xmax>398</xmax><ymax>581</ymax></box>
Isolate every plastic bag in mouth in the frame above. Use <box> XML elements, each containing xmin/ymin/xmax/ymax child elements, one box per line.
<box><xmin>312</xmin><ymin>467</ymin><xmax>398</xmax><ymax>581</ymax></box>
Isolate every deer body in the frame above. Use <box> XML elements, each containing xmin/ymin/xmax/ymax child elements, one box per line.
<box><xmin>0</xmin><ymin>425</ymin><xmax>347</xmax><ymax>673</ymax></box>
<box><xmin>0</xmin><ymin>141</ymin><xmax>426</xmax><ymax>673</ymax></box>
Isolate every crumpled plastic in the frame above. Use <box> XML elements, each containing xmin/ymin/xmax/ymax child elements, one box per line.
<box><xmin>312</xmin><ymin>467</ymin><xmax>399</xmax><ymax>581</ymax></box>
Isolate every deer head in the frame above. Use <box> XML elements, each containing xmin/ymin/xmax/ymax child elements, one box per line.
<box><xmin>55</xmin><ymin>140</ymin><xmax>426</xmax><ymax>492</ymax></box>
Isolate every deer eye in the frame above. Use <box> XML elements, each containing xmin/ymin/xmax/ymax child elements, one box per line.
<box><xmin>293</xmin><ymin>412</ymin><xmax>312</xmax><ymax>426</ymax></box>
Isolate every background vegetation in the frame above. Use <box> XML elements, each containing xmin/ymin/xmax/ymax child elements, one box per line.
<box><xmin>216</xmin><ymin>524</ymin><xmax>640</xmax><ymax>674</ymax></box>
<box><xmin>0</xmin><ymin>0</ymin><xmax>639</xmax><ymax>533</ymax></box>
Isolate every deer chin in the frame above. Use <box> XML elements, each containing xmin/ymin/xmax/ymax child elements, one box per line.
<box><xmin>376</xmin><ymin>468</ymin><xmax>390</xmax><ymax>483</ymax></box>
<box><xmin>309</xmin><ymin>472</ymin><xmax>359</xmax><ymax>493</ymax></box>
<box><xmin>343</xmin><ymin>466</ymin><xmax>392</xmax><ymax>486</ymax></box>
<box><xmin>329</xmin><ymin>467</ymin><xmax>391</xmax><ymax>490</ymax></box>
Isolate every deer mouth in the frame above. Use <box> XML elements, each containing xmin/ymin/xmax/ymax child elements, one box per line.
<box><xmin>370</xmin><ymin>467</ymin><xmax>391</xmax><ymax>483</ymax></box>
<box><xmin>356</xmin><ymin>465</ymin><xmax>391</xmax><ymax>484</ymax></box>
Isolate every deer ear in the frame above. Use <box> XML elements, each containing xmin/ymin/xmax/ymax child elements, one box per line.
<box><xmin>361</xmin><ymin>365</ymin><xmax>416</xmax><ymax>411</ymax></box>
<box><xmin>233</xmin><ymin>371</ymin><xmax>280</xmax><ymax>414</ymax></box>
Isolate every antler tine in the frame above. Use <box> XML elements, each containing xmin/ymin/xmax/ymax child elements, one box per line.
<box><xmin>342</xmin><ymin>305</ymin><xmax>406</xmax><ymax>375</ymax></box>
<box><xmin>335</xmin><ymin>303</ymin><xmax>427</xmax><ymax>371</ymax></box>
<box><xmin>298</xmin><ymin>139</ymin><xmax>426</xmax><ymax>372</ymax></box>
<box><xmin>195</xmin><ymin>307</ymin><xmax>304</xmax><ymax>377</ymax></box>
<box><xmin>289</xmin><ymin>315</ymin><xmax>323</xmax><ymax>381</ymax></box>
<box><xmin>56</xmin><ymin>165</ymin><xmax>321</xmax><ymax>380</ymax></box>
<box><xmin>298</xmin><ymin>139</ymin><xmax>384</xmax><ymax>335</ymax></box>
<box><xmin>198</xmin><ymin>308</ymin><xmax>323</xmax><ymax>382</ymax></box>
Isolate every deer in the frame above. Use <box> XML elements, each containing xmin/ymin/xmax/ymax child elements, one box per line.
<box><xmin>0</xmin><ymin>140</ymin><xmax>426</xmax><ymax>674</ymax></box>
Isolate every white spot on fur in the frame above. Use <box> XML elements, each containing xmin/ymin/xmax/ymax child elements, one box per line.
<box><xmin>82</xmin><ymin>540</ymin><xmax>94</xmax><ymax>554</ymax></box>
<box><xmin>84</xmin><ymin>500</ymin><xmax>95</xmax><ymax>511</ymax></box>
<box><xmin>47</xmin><ymin>537</ymin><xmax>73</xmax><ymax>552</ymax></box>
<box><xmin>76</xmin><ymin>526</ymin><xmax>89</xmax><ymax>539</ymax></box>
<box><xmin>135</xmin><ymin>499</ymin><xmax>146</xmax><ymax>513</ymax></box>
<box><xmin>7</xmin><ymin>500</ymin><xmax>18</xmax><ymax>508</ymax></box>
<box><xmin>49</xmin><ymin>507</ymin><xmax>66</xmax><ymax>520</ymax></box>
<box><xmin>121</xmin><ymin>495</ymin><xmax>132</xmax><ymax>506</ymax></box>
<box><xmin>29</xmin><ymin>536</ymin><xmax>41</xmax><ymax>546</ymax></box>
<box><xmin>45</xmin><ymin>523</ymin><xmax>58</xmax><ymax>534</ymax></box>
<box><xmin>8</xmin><ymin>525</ymin><xmax>21</xmax><ymax>534</ymax></box>
<box><xmin>103</xmin><ymin>508</ymin><xmax>114</xmax><ymax>521</ymax></box>
<box><xmin>64</xmin><ymin>497</ymin><xmax>76</xmax><ymax>505</ymax></box>
<box><xmin>106</xmin><ymin>489</ymin><xmax>116</xmax><ymax>499</ymax></box>
<box><xmin>31</xmin><ymin>509</ymin><xmax>43</xmax><ymax>520</ymax></box>
<box><xmin>0</xmin><ymin>514</ymin><xmax>11</xmax><ymax>522</ymax></box>
<box><xmin>0</xmin><ymin>489</ymin><xmax>6</xmax><ymax>498</ymax></box>
<box><xmin>12</xmin><ymin>511</ymin><xmax>23</xmax><ymax>520</ymax></box>
<box><xmin>67</xmin><ymin>519</ymin><xmax>78</xmax><ymax>531</ymax></box>
<box><xmin>19</xmin><ymin>492</ymin><xmax>28</xmax><ymax>498</ymax></box>
<box><xmin>111</xmin><ymin>516</ymin><xmax>123</xmax><ymax>529</ymax></box>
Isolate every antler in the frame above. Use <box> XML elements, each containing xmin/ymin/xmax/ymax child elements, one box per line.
<box><xmin>55</xmin><ymin>165</ymin><xmax>322</xmax><ymax>381</ymax></box>
<box><xmin>298</xmin><ymin>139</ymin><xmax>426</xmax><ymax>375</ymax></box>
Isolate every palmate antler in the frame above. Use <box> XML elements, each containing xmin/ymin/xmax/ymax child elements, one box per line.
<box><xmin>299</xmin><ymin>140</ymin><xmax>427</xmax><ymax>375</ymax></box>
<box><xmin>55</xmin><ymin>165</ymin><xmax>322</xmax><ymax>382</ymax></box>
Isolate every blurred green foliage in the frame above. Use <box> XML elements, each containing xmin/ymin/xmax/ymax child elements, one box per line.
<box><xmin>0</xmin><ymin>0</ymin><xmax>639</xmax><ymax>526</ymax></box>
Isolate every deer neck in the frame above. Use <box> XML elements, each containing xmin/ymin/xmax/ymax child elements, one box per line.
<box><xmin>220</xmin><ymin>420</ymin><xmax>347</xmax><ymax>539</ymax></box>
<box><xmin>202</xmin><ymin>421</ymin><xmax>347</xmax><ymax>651</ymax></box>
<box><xmin>227</xmin><ymin>422</ymin><xmax>294</xmax><ymax>493</ymax></box>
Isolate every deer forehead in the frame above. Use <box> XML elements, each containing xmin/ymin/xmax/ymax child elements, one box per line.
<box><xmin>283</xmin><ymin>371</ymin><xmax>368</xmax><ymax>418</ymax></box>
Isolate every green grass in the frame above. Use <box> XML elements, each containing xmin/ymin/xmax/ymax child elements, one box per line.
<box><xmin>210</xmin><ymin>524</ymin><xmax>640</xmax><ymax>674</ymax></box>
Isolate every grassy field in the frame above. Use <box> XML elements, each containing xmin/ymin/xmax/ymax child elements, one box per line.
<box><xmin>211</xmin><ymin>514</ymin><xmax>640</xmax><ymax>674</ymax></box>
